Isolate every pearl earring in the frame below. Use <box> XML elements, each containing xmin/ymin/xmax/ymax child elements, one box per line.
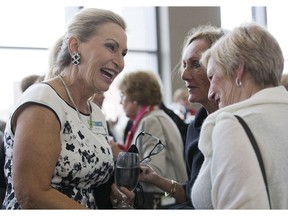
<box><xmin>235</xmin><ymin>78</ymin><xmax>242</xmax><ymax>87</ymax></box>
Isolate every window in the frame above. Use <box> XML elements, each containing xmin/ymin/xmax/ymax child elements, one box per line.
<box><xmin>266</xmin><ymin>6</ymin><xmax>288</xmax><ymax>73</ymax></box>
<box><xmin>221</xmin><ymin>5</ymin><xmax>288</xmax><ymax>74</ymax></box>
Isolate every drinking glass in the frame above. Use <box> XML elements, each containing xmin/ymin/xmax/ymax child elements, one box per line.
<box><xmin>114</xmin><ymin>152</ymin><xmax>140</xmax><ymax>208</ymax></box>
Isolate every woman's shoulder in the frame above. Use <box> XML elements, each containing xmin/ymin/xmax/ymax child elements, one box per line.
<box><xmin>144</xmin><ymin>109</ymin><xmax>175</xmax><ymax>124</ymax></box>
<box><xmin>215</xmin><ymin>112</ymin><xmax>238</xmax><ymax>123</ymax></box>
<box><xmin>20</xmin><ymin>83</ymin><xmax>63</xmax><ymax>104</ymax></box>
<box><xmin>11</xmin><ymin>83</ymin><xmax>64</xmax><ymax>119</ymax></box>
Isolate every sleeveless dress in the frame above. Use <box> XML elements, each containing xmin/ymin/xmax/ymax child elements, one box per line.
<box><xmin>2</xmin><ymin>83</ymin><xmax>114</xmax><ymax>209</ymax></box>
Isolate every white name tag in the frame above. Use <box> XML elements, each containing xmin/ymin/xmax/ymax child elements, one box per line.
<box><xmin>90</xmin><ymin>121</ymin><xmax>107</xmax><ymax>135</ymax></box>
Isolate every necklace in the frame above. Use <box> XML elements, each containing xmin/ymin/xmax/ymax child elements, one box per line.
<box><xmin>58</xmin><ymin>75</ymin><xmax>93</xmax><ymax>130</ymax></box>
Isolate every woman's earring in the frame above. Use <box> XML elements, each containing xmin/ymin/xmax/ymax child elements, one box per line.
<box><xmin>72</xmin><ymin>52</ymin><xmax>81</xmax><ymax>65</ymax></box>
<box><xmin>235</xmin><ymin>78</ymin><xmax>242</xmax><ymax>87</ymax></box>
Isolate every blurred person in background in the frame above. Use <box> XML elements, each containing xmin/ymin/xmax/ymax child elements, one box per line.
<box><xmin>90</xmin><ymin>92</ymin><xmax>117</xmax><ymax>140</ymax></box>
<box><xmin>280</xmin><ymin>73</ymin><xmax>288</xmax><ymax>90</ymax></box>
<box><xmin>110</xmin><ymin>70</ymin><xmax>187</xmax><ymax>208</ymax></box>
<box><xmin>20</xmin><ymin>74</ymin><xmax>44</xmax><ymax>93</ymax></box>
<box><xmin>170</xmin><ymin>87</ymin><xmax>197</xmax><ymax>123</ymax></box>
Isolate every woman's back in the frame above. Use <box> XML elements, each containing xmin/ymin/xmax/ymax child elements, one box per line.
<box><xmin>134</xmin><ymin>109</ymin><xmax>187</xmax><ymax>192</ymax></box>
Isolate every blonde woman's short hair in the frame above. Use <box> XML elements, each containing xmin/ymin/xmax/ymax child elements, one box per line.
<box><xmin>201</xmin><ymin>22</ymin><xmax>284</xmax><ymax>87</ymax></box>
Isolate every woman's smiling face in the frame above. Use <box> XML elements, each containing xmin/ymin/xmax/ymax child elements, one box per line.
<box><xmin>78</xmin><ymin>22</ymin><xmax>128</xmax><ymax>93</ymax></box>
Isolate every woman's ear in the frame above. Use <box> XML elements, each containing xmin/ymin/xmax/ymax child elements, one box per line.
<box><xmin>236</xmin><ymin>60</ymin><xmax>245</xmax><ymax>81</ymax></box>
<box><xmin>67</xmin><ymin>36</ymin><xmax>79</xmax><ymax>54</ymax></box>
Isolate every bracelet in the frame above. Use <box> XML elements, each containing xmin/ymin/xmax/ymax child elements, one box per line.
<box><xmin>165</xmin><ymin>180</ymin><xmax>177</xmax><ymax>197</ymax></box>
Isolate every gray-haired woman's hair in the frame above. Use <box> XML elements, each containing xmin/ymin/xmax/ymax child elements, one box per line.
<box><xmin>55</xmin><ymin>8</ymin><xmax>126</xmax><ymax>74</ymax></box>
<box><xmin>201</xmin><ymin>22</ymin><xmax>284</xmax><ymax>86</ymax></box>
<box><xmin>45</xmin><ymin>35</ymin><xmax>64</xmax><ymax>80</ymax></box>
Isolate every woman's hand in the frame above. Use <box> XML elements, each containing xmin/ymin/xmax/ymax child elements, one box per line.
<box><xmin>110</xmin><ymin>183</ymin><xmax>135</xmax><ymax>208</ymax></box>
<box><xmin>138</xmin><ymin>163</ymin><xmax>157</xmax><ymax>184</ymax></box>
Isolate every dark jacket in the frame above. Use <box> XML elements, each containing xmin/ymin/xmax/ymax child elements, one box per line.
<box><xmin>173</xmin><ymin>107</ymin><xmax>207</xmax><ymax>209</ymax></box>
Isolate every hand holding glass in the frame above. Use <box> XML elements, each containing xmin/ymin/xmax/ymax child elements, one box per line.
<box><xmin>114</xmin><ymin>152</ymin><xmax>140</xmax><ymax>208</ymax></box>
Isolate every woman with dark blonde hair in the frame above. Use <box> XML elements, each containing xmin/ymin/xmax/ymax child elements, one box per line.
<box><xmin>139</xmin><ymin>25</ymin><xmax>226</xmax><ymax>208</ymax></box>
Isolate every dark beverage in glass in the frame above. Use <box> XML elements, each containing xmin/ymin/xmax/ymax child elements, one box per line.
<box><xmin>115</xmin><ymin>166</ymin><xmax>140</xmax><ymax>191</ymax></box>
<box><xmin>114</xmin><ymin>152</ymin><xmax>139</xmax><ymax>208</ymax></box>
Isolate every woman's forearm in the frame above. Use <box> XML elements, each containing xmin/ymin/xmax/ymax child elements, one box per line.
<box><xmin>150</xmin><ymin>173</ymin><xmax>187</xmax><ymax>204</ymax></box>
<box><xmin>17</xmin><ymin>187</ymin><xmax>88</xmax><ymax>209</ymax></box>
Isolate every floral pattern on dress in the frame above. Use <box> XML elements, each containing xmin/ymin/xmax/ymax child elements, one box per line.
<box><xmin>2</xmin><ymin>102</ymin><xmax>114</xmax><ymax>209</ymax></box>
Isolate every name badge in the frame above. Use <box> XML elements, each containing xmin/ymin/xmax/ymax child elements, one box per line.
<box><xmin>90</xmin><ymin>121</ymin><xmax>107</xmax><ymax>135</ymax></box>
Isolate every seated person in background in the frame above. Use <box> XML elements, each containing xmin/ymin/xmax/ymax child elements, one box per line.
<box><xmin>91</xmin><ymin>91</ymin><xmax>105</xmax><ymax>108</ymax></box>
<box><xmin>90</xmin><ymin>92</ymin><xmax>116</xmax><ymax>140</ymax></box>
<box><xmin>170</xmin><ymin>87</ymin><xmax>197</xmax><ymax>123</ymax></box>
<box><xmin>20</xmin><ymin>74</ymin><xmax>44</xmax><ymax>93</ymax></box>
<box><xmin>123</xmin><ymin>101</ymin><xmax>188</xmax><ymax>147</ymax></box>
<box><xmin>110</xmin><ymin>70</ymin><xmax>187</xmax><ymax>196</ymax></box>
<box><xmin>0</xmin><ymin>120</ymin><xmax>6</xmax><ymax>137</ymax></box>
<box><xmin>281</xmin><ymin>73</ymin><xmax>288</xmax><ymax>90</ymax></box>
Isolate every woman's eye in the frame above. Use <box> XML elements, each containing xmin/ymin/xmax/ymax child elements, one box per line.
<box><xmin>208</xmin><ymin>75</ymin><xmax>213</xmax><ymax>81</ymax></box>
<box><xmin>182</xmin><ymin>62</ymin><xmax>186</xmax><ymax>69</ymax></box>
<box><xmin>192</xmin><ymin>61</ymin><xmax>201</xmax><ymax>68</ymax></box>
<box><xmin>122</xmin><ymin>50</ymin><xmax>127</xmax><ymax>57</ymax></box>
<box><xmin>106</xmin><ymin>43</ymin><xmax>116</xmax><ymax>52</ymax></box>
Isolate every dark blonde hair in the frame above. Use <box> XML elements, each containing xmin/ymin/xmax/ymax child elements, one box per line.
<box><xmin>201</xmin><ymin>22</ymin><xmax>284</xmax><ymax>86</ymax></box>
<box><xmin>118</xmin><ymin>71</ymin><xmax>162</xmax><ymax>106</ymax></box>
<box><xmin>179</xmin><ymin>25</ymin><xmax>226</xmax><ymax>74</ymax></box>
<box><xmin>56</xmin><ymin>8</ymin><xmax>126</xmax><ymax>73</ymax></box>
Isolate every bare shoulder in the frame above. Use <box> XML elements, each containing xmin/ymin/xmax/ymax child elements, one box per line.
<box><xmin>13</xmin><ymin>103</ymin><xmax>61</xmax><ymax>162</ymax></box>
<box><xmin>13</xmin><ymin>103</ymin><xmax>60</xmax><ymax>133</ymax></box>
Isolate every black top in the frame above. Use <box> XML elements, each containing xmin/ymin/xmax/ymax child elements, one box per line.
<box><xmin>183</xmin><ymin>107</ymin><xmax>207</xmax><ymax>208</ymax></box>
<box><xmin>159</xmin><ymin>103</ymin><xmax>188</xmax><ymax>145</ymax></box>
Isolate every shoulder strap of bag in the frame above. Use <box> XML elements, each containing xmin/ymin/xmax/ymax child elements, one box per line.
<box><xmin>234</xmin><ymin>115</ymin><xmax>271</xmax><ymax>209</ymax></box>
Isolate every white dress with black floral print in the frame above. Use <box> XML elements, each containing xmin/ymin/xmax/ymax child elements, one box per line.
<box><xmin>2</xmin><ymin>83</ymin><xmax>114</xmax><ymax>209</ymax></box>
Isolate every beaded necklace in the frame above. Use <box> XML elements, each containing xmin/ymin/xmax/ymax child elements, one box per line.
<box><xmin>58</xmin><ymin>75</ymin><xmax>93</xmax><ymax>130</ymax></box>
